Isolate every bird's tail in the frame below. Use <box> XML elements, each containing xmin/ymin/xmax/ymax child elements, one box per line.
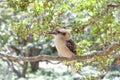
<box><xmin>70</xmin><ymin>60</ymin><xmax>76</xmax><ymax>75</ymax></box>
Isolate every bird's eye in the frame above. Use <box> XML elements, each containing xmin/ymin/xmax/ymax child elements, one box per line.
<box><xmin>57</xmin><ymin>31</ymin><xmax>60</xmax><ymax>33</ymax></box>
<box><xmin>62</xmin><ymin>33</ymin><xmax>66</xmax><ymax>36</ymax></box>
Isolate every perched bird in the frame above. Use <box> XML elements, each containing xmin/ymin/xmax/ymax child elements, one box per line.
<box><xmin>48</xmin><ymin>28</ymin><xmax>76</xmax><ymax>74</ymax></box>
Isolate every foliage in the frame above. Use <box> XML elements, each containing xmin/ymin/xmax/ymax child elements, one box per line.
<box><xmin>0</xmin><ymin>0</ymin><xmax>120</xmax><ymax>79</ymax></box>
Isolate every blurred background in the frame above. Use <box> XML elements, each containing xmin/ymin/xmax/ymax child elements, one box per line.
<box><xmin>0</xmin><ymin>0</ymin><xmax>120</xmax><ymax>80</ymax></box>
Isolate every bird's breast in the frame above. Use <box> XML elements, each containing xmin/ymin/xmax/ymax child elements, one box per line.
<box><xmin>54</xmin><ymin>38</ymin><xmax>74</xmax><ymax>58</ymax></box>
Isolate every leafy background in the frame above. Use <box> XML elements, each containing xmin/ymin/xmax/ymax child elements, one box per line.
<box><xmin>0</xmin><ymin>0</ymin><xmax>120</xmax><ymax>80</ymax></box>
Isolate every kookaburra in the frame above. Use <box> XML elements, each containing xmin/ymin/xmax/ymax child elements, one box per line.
<box><xmin>49</xmin><ymin>28</ymin><xmax>76</xmax><ymax>74</ymax></box>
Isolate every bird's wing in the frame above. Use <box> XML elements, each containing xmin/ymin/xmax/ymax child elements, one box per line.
<box><xmin>66</xmin><ymin>39</ymin><xmax>76</xmax><ymax>55</ymax></box>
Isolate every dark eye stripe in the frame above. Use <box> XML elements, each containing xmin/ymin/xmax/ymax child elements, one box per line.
<box><xmin>57</xmin><ymin>31</ymin><xmax>66</xmax><ymax>35</ymax></box>
<box><xmin>57</xmin><ymin>31</ymin><xmax>60</xmax><ymax>33</ymax></box>
<box><xmin>62</xmin><ymin>33</ymin><xmax>66</xmax><ymax>35</ymax></box>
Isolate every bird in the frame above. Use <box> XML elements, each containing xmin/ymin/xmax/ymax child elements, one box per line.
<box><xmin>48</xmin><ymin>28</ymin><xmax>77</xmax><ymax>74</ymax></box>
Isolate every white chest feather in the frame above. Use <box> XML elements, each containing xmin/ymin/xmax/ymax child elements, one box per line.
<box><xmin>54</xmin><ymin>36</ymin><xmax>74</xmax><ymax>58</ymax></box>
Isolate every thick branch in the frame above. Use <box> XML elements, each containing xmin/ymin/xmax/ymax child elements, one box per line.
<box><xmin>0</xmin><ymin>43</ymin><xmax>120</xmax><ymax>62</ymax></box>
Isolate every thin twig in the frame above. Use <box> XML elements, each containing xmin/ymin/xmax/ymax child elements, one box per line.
<box><xmin>77</xmin><ymin>4</ymin><xmax>120</xmax><ymax>31</ymax></box>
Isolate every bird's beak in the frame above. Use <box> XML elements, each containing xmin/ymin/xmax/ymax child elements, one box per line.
<box><xmin>48</xmin><ymin>32</ymin><xmax>57</xmax><ymax>35</ymax></box>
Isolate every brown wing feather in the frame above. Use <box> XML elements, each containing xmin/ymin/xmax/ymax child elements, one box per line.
<box><xmin>66</xmin><ymin>39</ymin><xmax>76</xmax><ymax>55</ymax></box>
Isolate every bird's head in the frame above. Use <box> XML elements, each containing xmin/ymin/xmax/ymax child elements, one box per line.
<box><xmin>48</xmin><ymin>28</ymin><xmax>70</xmax><ymax>40</ymax></box>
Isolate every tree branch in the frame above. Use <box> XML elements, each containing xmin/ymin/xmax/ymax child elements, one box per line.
<box><xmin>78</xmin><ymin>4</ymin><xmax>120</xmax><ymax>30</ymax></box>
<box><xmin>0</xmin><ymin>43</ymin><xmax>120</xmax><ymax>62</ymax></box>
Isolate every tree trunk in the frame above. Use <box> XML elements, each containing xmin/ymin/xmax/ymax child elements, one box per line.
<box><xmin>28</xmin><ymin>47</ymin><xmax>41</xmax><ymax>72</ymax></box>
